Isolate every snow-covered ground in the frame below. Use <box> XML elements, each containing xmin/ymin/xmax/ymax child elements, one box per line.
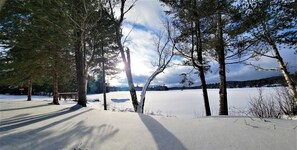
<box><xmin>0</xmin><ymin>101</ymin><xmax>296</xmax><ymax>150</ymax></box>
<box><xmin>0</xmin><ymin>87</ymin><xmax>278</xmax><ymax>118</ymax></box>
<box><xmin>89</xmin><ymin>87</ymin><xmax>277</xmax><ymax>118</ymax></box>
<box><xmin>0</xmin><ymin>94</ymin><xmax>52</xmax><ymax>101</ymax></box>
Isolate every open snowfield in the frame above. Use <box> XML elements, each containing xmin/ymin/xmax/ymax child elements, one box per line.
<box><xmin>0</xmin><ymin>88</ymin><xmax>296</xmax><ymax>149</ymax></box>
<box><xmin>0</xmin><ymin>101</ymin><xmax>297</xmax><ymax>150</ymax></box>
<box><xmin>88</xmin><ymin>87</ymin><xmax>278</xmax><ymax>118</ymax></box>
<box><xmin>0</xmin><ymin>88</ymin><xmax>284</xmax><ymax>118</ymax></box>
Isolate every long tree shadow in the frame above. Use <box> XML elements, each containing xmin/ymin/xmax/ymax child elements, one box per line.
<box><xmin>0</xmin><ymin>119</ymin><xmax>119</xmax><ymax>149</ymax></box>
<box><xmin>0</xmin><ymin>103</ymin><xmax>51</xmax><ymax>111</ymax></box>
<box><xmin>139</xmin><ymin>114</ymin><xmax>187</xmax><ymax>150</ymax></box>
<box><xmin>0</xmin><ymin>105</ymin><xmax>85</xmax><ymax>133</ymax></box>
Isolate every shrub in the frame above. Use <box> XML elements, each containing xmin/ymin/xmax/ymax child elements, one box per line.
<box><xmin>248</xmin><ymin>87</ymin><xmax>296</xmax><ymax>119</ymax></box>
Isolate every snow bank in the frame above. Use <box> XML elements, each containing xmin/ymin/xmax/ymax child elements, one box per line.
<box><xmin>0</xmin><ymin>101</ymin><xmax>296</xmax><ymax>150</ymax></box>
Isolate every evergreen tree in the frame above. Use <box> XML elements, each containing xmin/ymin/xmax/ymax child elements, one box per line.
<box><xmin>0</xmin><ymin>0</ymin><xmax>74</xmax><ymax>103</ymax></box>
<box><xmin>161</xmin><ymin>0</ymin><xmax>214</xmax><ymax>116</ymax></box>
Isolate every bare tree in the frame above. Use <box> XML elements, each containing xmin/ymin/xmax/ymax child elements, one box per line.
<box><xmin>137</xmin><ymin>21</ymin><xmax>175</xmax><ymax>113</ymax></box>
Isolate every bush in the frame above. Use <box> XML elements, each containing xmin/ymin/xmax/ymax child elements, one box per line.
<box><xmin>248</xmin><ymin>87</ymin><xmax>296</xmax><ymax>119</ymax></box>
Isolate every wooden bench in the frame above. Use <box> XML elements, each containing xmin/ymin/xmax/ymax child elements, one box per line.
<box><xmin>58</xmin><ymin>92</ymin><xmax>78</xmax><ymax>101</ymax></box>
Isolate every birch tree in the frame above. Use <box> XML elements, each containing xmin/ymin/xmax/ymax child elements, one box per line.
<box><xmin>233</xmin><ymin>0</ymin><xmax>297</xmax><ymax>112</ymax></box>
<box><xmin>137</xmin><ymin>21</ymin><xmax>175</xmax><ymax>113</ymax></box>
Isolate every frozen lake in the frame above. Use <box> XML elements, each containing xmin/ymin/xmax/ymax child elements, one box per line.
<box><xmin>89</xmin><ymin>87</ymin><xmax>277</xmax><ymax>118</ymax></box>
<box><xmin>0</xmin><ymin>88</ymin><xmax>275</xmax><ymax>118</ymax></box>
<box><xmin>0</xmin><ymin>87</ymin><xmax>278</xmax><ymax>118</ymax></box>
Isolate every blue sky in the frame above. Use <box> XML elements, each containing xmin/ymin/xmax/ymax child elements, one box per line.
<box><xmin>108</xmin><ymin>0</ymin><xmax>297</xmax><ymax>87</ymax></box>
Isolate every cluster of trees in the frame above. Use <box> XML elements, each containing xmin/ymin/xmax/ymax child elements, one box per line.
<box><xmin>0</xmin><ymin>0</ymin><xmax>121</xmax><ymax>106</ymax></box>
<box><xmin>0</xmin><ymin>0</ymin><xmax>296</xmax><ymax>116</ymax></box>
<box><xmin>160</xmin><ymin>0</ymin><xmax>297</xmax><ymax>115</ymax></box>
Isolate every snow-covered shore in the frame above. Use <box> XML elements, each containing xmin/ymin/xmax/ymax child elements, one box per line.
<box><xmin>0</xmin><ymin>101</ymin><xmax>296</xmax><ymax>150</ymax></box>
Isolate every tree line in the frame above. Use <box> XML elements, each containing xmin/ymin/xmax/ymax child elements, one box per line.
<box><xmin>0</xmin><ymin>0</ymin><xmax>296</xmax><ymax>116</ymax></box>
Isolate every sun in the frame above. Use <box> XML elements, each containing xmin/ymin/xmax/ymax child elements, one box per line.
<box><xmin>116</xmin><ymin>59</ymin><xmax>152</xmax><ymax>76</ymax></box>
<box><xmin>116</xmin><ymin>62</ymin><xmax>125</xmax><ymax>70</ymax></box>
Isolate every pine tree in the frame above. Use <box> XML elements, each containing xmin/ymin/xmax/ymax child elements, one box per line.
<box><xmin>0</xmin><ymin>0</ymin><xmax>73</xmax><ymax>103</ymax></box>
<box><xmin>161</xmin><ymin>0</ymin><xmax>212</xmax><ymax>116</ymax></box>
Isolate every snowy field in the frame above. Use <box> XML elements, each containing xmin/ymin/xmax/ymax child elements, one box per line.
<box><xmin>1</xmin><ymin>87</ymin><xmax>296</xmax><ymax>149</ymax></box>
<box><xmin>92</xmin><ymin>88</ymin><xmax>277</xmax><ymax>118</ymax></box>
<box><xmin>0</xmin><ymin>100</ymin><xmax>296</xmax><ymax>150</ymax></box>
<box><xmin>0</xmin><ymin>87</ymin><xmax>277</xmax><ymax>118</ymax></box>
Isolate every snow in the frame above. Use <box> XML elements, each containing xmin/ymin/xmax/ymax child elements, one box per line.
<box><xmin>0</xmin><ymin>95</ymin><xmax>52</xmax><ymax>101</ymax></box>
<box><xmin>89</xmin><ymin>87</ymin><xmax>277</xmax><ymax>118</ymax></box>
<box><xmin>0</xmin><ymin>101</ymin><xmax>296</xmax><ymax>150</ymax></box>
<box><xmin>0</xmin><ymin>87</ymin><xmax>280</xmax><ymax>118</ymax></box>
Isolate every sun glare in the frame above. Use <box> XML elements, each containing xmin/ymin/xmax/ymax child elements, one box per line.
<box><xmin>116</xmin><ymin>62</ymin><xmax>125</xmax><ymax>70</ymax></box>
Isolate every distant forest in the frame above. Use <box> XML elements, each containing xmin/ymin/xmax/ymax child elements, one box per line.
<box><xmin>2</xmin><ymin>73</ymin><xmax>295</xmax><ymax>95</ymax></box>
<box><xmin>171</xmin><ymin>73</ymin><xmax>297</xmax><ymax>90</ymax></box>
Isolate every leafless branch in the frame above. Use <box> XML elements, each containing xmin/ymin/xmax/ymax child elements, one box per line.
<box><xmin>124</xmin><ymin>0</ymin><xmax>137</xmax><ymax>15</ymax></box>
<box><xmin>243</xmin><ymin>62</ymin><xmax>280</xmax><ymax>72</ymax></box>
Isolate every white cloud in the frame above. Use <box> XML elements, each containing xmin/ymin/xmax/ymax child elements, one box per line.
<box><xmin>124</xmin><ymin>0</ymin><xmax>166</xmax><ymax>31</ymax></box>
<box><xmin>108</xmin><ymin>0</ymin><xmax>297</xmax><ymax>87</ymax></box>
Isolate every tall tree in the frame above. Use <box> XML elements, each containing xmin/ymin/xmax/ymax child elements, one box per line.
<box><xmin>63</xmin><ymin>0</ymin><xmax>108</xmax><ymax>107</ymax></box>
<box><xmin>161</xmin><ymin>0</ymin><xmax>212</xmax><ymax>116</ymax></box>
<box><xmin>107</xmin><ymin>0</ymin><xmax>139</xmax><ymax>111</ymax></box>
<box><xmin>233</xmin><ymin>0</ymin><xmax>297</xmax><ymax>111</ymax></box>
<box><xmin>86</xmin><ymin>6</ymin><xmax>119</xmax><ymax>109</ymax></box>
<box><xmin>216</xmin><ymin>0</ymin><xmax>228</xmax><ymax>115</ymax></box>
<box><xmin>0</xmin><ymin>0</ymin><xmax>74</xmax><ymax>103</ymax></box>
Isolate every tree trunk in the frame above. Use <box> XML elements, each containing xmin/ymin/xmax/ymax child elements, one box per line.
<box><xmin>271</xmin><ymin>43</ymin><xmax>297</xmax><ymax>106</ymax></box>
<box><xmin>27</xmin><ymin>79</ymin><xmax>32</xmax><ymax>101</ymax></box>
<box><xmin>102</xmin><ymin>44</ymin><xmax>107</xmax><ymax>110</ymax></box>
<box><xmin>113</xmin><ymin>0</ymin><xmax>138</xmax><ymax>112</ymax></box>
<box><xmin>138</xmin><ymin>70</ymin><xmax>161</xmax><ymax>113</ymax></box>
<box><xmin>75</xmin><ymin>29</ymin><xmax>87</xmax><ymax>107</ymax></box>
<box><xmin>198</xmin><ymin>70</ymin><xmax>211</xmax><ymax>116</ymax></box>
<box><xmin>53</xmin><ymin>60</ymin><xmax>59</xmax><ymax>105</ymax></box>
<box><xmin>117</xmin><ymin>35</ymin><xmax>138</xmax><ymax>111</ymax></box>
<box><xmin>123</xmin><ymin>50</ymin><xmax>138</xmax><ymax>111</ymax></box>
<box><xmin>216</xmin><ymin>1</ymin><xmax>228</xmax><ymax>115</ymax></box>
<box><xmin>195</xmin><ymin>20</ymin><xmax>211</xmax><ymax>116</ymax></box>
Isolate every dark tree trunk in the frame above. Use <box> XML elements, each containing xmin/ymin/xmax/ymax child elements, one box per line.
<box><xmin>195</xmin><ymin>20</ymin><xmax>211</xmax><ymax>116</ymax></box>
<box><xmin>75</xmin><ymin>30</ymin><xmax>87</xmax><ymax>107</ymax></box>
<box><xmin>216</xmin><ymin>2</ymin><xmax>228</xmax><ymax>115</ymax></box>
<box><xmin>53</xmin><ymin>57</ymin><xmax>59</xmax><ymax>105</ymax></box>
<box><xmin>27</xmin><ymin>79</ymin><xmax>32</xmax><ymax>101</ymax></box>
<box><xmin>198</xmin><ymin>69</ymin><xmax>211</xmax><ymax>116</ymax></box>
<box><xmin>102</xmin><ymin>43</ymin><xmax>107</xmax><ymax>110</ymax></box>
<box><xmin>129</xmin><ymin>89</ymin><xmax>138</xmax><ymax>111</ymax></box>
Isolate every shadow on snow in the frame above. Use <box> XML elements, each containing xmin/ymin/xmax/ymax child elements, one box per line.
<box><xmin>0</xmin><ymin>105</ymin><xmax>119</xmax><ymax>150</ymax></box>
<box><xmin>139</xmin><ymin>114</ymin><xmax>187</xmax><ymax>150</ymax></box>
